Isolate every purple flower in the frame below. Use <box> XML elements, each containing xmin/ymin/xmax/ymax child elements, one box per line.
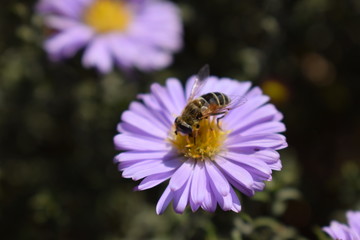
<box><xmin>36</xmin><ymin>0</ymin><xmax>182</xmax><ymax>73</ymax></box>
<box><xmin>323</xmin><ymin>211</ymin><xmax>360</xmax><ymax>240</ymax></box>
<box><xmin>114</xmin><ymin>73</ymin><xmax>287</xmax><ymax>214</ymax></box>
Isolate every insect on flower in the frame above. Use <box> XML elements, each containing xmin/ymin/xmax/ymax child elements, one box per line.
<box><xmin>174</xmin><ymin>65</ymin><xmax>247</xmax><ymax>142</ymax></box>
<box><xmin>114</xmin><ymin>66</ymin><xmax>287</xmax><ymax>214</ymax></box>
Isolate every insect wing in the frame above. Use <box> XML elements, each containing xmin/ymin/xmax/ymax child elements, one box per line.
<box><xmin>227</xmin><ymin>95</ymin><xmax>247</xmax><ymax>110</ymax></box>
<box><xmin>188</xmin><ymin>64</ymin><xmax>210</xmax><ymax>101</ymax></box>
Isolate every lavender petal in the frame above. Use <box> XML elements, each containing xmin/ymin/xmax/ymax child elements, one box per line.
<box><xmin>204</xmin><ymin>160</ymin><xmax>230</xmax><ymax>196</ymax></box>
<box><xmin>136</xmin><ymin>171</ymin><xmax>174</xmax><ymax>191</ymax></box>
<box><xmin>156</xmin><ymin>186</ymin><xmax>173</xmax><ymax>215</ymax></box>
<box><xmin>169</xmin><ymin>160</ymin><xmax>194</xmax><ymax>191</ymax></box>
<box><xmin>190</xmin><ymin>161</ymin><xmax>206</xmax><ymax>204</ymax></box>
<box><xmin>114</xmin><ymin>133</ymin><xmax>168</xmax><ymax>151</ymax></box>
<box><xmin>173</xmin><ymin>174</ymin><xmax>192</xmax><ymax>213</ymax></box>
<box><xmin>82</xmin><ymin>36</ymin><xmax>113</xmax><ymax>73</ymax></box>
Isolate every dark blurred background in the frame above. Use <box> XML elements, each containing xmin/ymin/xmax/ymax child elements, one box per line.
<box><xmin>1</xmin><ymin>0</ymin><xmax>360</xmax><ymax>239</ymax></box>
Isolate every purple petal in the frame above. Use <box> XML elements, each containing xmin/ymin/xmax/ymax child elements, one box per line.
<box><xmin>130</xmin><ymin>165</ymin><xmax>176</xmax><ymax>181</ymax></box>
<box><xmin>227</xmin><ymin>104</ymin><xmax>280</xmax><ymax>136</ymax></box>
<box><xmin>45</xmin><ymin>26</ymin><xmax>93</xmax><ymax>60</ymax></box>
<box><xmin>107</xmin><ymin>34</ymin><xmax>139</xmax><ymax>68</ymax></box>
<box><xmin>241</xmin><ymin>121</ymin><xmax>286</xmax><ymax>135</ymax></box>
<box><xmin>129</xmin><ymin>1</ymin><xmax>182</xmax><ymax>51</ymax></box>
<box><xmin>128</xmin><ymin>101</ymin><xmax>171</xmax><ymax>130</ymax></box>
<box><xmin>252</xmin><ymin>181</ymin><xmax>265</xmax><ymax>191</ymax></box>
<box><xmin>204</xmin><ymin>160</ymin><xmax>230</xmax><ymax>196</ymax></box>
<box><xmin>137</xmin><ymin>94</ymin><xmax>173</xmax><ymax>125</ymax></box>
<box><xmin>245</xmin><ymin>86</ymin><xmax>263</xmax><ymax>98</ymax></box>
<box><xmin>122</xmin><ymin>157</ymin><xmax>181</xmax><ymax>181</ymax></box>
<box><xmin>151</xmin><ymin>83</ymin><xmax>179</xmax><ymax>116</ymax></box>
<box><xmin>215</xmin><ymin>156</ymin><xmax>255</xmax><ymax>192</ymax></box>
<box><xmin>227</xmin><ymin>133</ymin><xmax>286</xmax><ymax>150</ymax></box>
<box><xmin>137</xmin><ymin>93</ymin><xmax>161</xmax><ymax>111</ymax></box>
<box><xmin>274</xmin><ymin>112</ymin><xmax>284</xmax><ymax>121</ymax></box>
<box><xmin>166</xmin><ymin>78</ymin><xmax>186</xmax><ymax>115</ymax></box>
<box><xmin>253</xmin><ymin>149</ymin><xmax>280</xmax><ymax>163</ymax></box>
<box><xmin>135</xmin><ymin>46</ymin><xmax>172</xmax><ymax>71</ymax></box>
<box><xmin>185</xmin><ymin>75</ymin><xmax>196</xmax><ymax>99</ymax></box>
<box><xmin>82</xmin><ymin>36</ymin><xmax>113</xmax><ymax>73</ymax></box>
<box><xmin>184</xmin><ymin>76</ymin><xmax>236</xmax><ymax>100</ymax></box>
<box><xmin>37</xmin><ymin>0</ymin><xmax>84</xmax><ymax>19</ymax></box>
<box><xmin>347</xmin><ymin>211</ymin><xmax>360</xmax><ymax>236</ymax></box>
<box><xmin>108</xmin><ymin>33</ymin><xmax>174</xmax><ymax>71</ymax></box>
<box><xmin>114</xmin><ymin>150</ymin><xmax>172</xmax><ymax>163</ymax></box>
<box><xmin>201</xmin><ymin>180</ymin><xmax>217</xmax><ymax>212</ymax></box>
<box><xmin>190</xmin><ymin>161</ymin><xmax>206</xmax><ymax>204</ymax></box>
<box><xmin>136</xmin><ymin>171</ymin><xmax>174</xmax><ymax>191</ymax></box>
<box><xmin>254</xmin><ymin>150</ymin><xmax>283</xmax><ymax>170</ymax></box>
<box><xmin>215</xmin><ymin>79</ymin><xmax>252</xmax><ymax>97</ymax></box>
<box><xmin>197</xmin><ymin>77</ymin><xmax>220</xmax><ymax>96</ymax></box>
<box><xmin>114</xmin><ymin>134</ymin><xmax>168</xmax><ymax>151</ymax></box>
<box><xmin>227</xmin><ymin>175</ymin><xmax>255</xmax><ymax>197</ymax></box>
<box><xmin>76</xmin><ymin>0</ymin><xmax>93</xmax><ymax>6</ymax></box>
<box><xmin>276</xmin><ymin>141</ymin><xmax>288</xmax><ymax>150</ymax></box>
<box><xmin>209</xmin><ymin>181</ymin><xmax>232</xmax><ymax>211</ymax></box>
<box><xmin>220</xmin><ymin>152</ymin><xmax>272</xmax><ymax>180</ymax></box>
<box><xmin>121</xmin><ymin>110</ymin><xmax>167</xmax><ymax>139</ymax></box>
<box><xmin>267</xmin><ymin>160</ymin><xmax>282</xmax><ymax>171</ymax></box>
<box><xmin>323</xmin><ymin>221</ymin><xmax>355</xmax><ymax>240</ymax></box>
<box><xmin>189</xmin><ymin>196</ymin><xmax>201</xmax><ymax>212</ymax></box>
<box><xmin>173</xmin><ymin>174</ymin><xmax>192</xmax><ymax>213</ymax></box>
<box><xmin>121</xmin><ymin>158</ymin><xmax>166</xmax><ymax>176</ymax></box>
<box><xmin>169</xmin><ymin>160</ymin><xmax>194</xmax><ymax>191</ymax></box>
<box><xmin>156</xmin><ymin>186</ymin><xmax>173</xmax><ymax>215</ymax></box>
<box><xmin>45</xmin><ymin>16</ymin><xmax>81</xmax><ymax>30</ymax></box>
<box><xmin>230</xmin><ymin>187</ymin><xmax>241</xmax><ymax>212</ymax></box>
<box><xmin>225</xmin><ymin>95</ymin><xmax>269</xmax><ymax>127</ymax></box>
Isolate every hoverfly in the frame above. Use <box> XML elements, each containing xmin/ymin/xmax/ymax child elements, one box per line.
<box><xmin>174</xmin><ymin>65</ymin><xmax>247</xmax><ymax>138</ymax></box>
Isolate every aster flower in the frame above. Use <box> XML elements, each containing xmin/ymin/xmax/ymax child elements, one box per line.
<box><xmin>323</xmin><ymin>211</ymin><xmax>360</xmax><ymax>240</ymax></box>
<box><xmin>36</xmin><ymin>0</ymin><xmax>182</xmax><ymax>73</ymax></box>
<box><xmin>114</xmin><ymin>68</ymin><xmax>287</xmax><ymax>214</ymax></box>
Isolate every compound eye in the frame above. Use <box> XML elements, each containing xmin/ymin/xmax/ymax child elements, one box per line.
<box><xmin>180</xmin><ymin>124</ymin><xmax>192</xmax><ymax>134</ymax></box>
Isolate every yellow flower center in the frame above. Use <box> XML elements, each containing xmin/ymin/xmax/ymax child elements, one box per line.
<box><xmin>170</xmin><ymin>118</ymin><xmax>229</xmax><ymax>161</ymax></box>
<box><xmin>83</xmin><ymin>0</ymin><xmax>132</xmax><ymax>33</ymax></box>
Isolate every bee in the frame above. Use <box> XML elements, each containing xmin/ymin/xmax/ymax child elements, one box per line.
<box><xmin>174</xmin><ymin>65</ymin><xmax>246</xmax><ymax>137</ymax></box>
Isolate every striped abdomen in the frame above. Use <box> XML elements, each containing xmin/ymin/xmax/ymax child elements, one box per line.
<box><xmin>200</xmin><ymin>92</ymin><xmax>230</xmax><ymax>107</ymax></box>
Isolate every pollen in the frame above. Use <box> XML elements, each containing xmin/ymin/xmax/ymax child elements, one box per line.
<box><xmin>83</xmin><ymin>0</ymin><xmax>132</xmax><ymax>33</ymax></box>
<box><xmin>170</xmin><ymin>118</ymin><xmax>229</xmax><ymax>161</ymax></box>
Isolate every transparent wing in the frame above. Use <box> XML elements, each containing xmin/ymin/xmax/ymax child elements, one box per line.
<box><xmin>227</xmin><ymin>95</ymin><xmax>247</xmax><ymax>110</ymax></box>
<box><xmin>188</xmin><ymin>64</ymin><xmax>210</xmax><ymax>101</ymax></box>
<box><xmin>201</xmin><ymin>95</ymin><xmax>247</xmax><ymax>118</ymax></box>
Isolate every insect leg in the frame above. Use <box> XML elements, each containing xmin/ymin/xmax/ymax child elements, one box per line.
<box><xmin>209</xmin><ymin>110</ymin><xmax>229</xmax><ymax>130</ymax></box>
<box><xmin>193</xmin><ymin>128</ymin><xmax>199</xmax><ymax>145</ymax></box>
<box><xmin>186</xmin><ymin>134</ymin><xmax>193</xmax><ymax>147</ymax></box>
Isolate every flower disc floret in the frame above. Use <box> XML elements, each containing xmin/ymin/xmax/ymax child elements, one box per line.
<box><xmin>84</xmin><ymin>0</ymin><xmax>132</xmax><ymax>33</ymax></box>
<box><xmin>170</xmin><ymin>118</ymin><xmax>228</xmax><ymax>161</ymax></box>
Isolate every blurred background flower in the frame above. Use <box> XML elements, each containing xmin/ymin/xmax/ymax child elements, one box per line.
<box><xmin>322</xmin><ymin>210</ymin><xmax>360</xmax><ymax>240</ymax></box>
<box><xmin>36</xmin><ymin>0</ymin><xmax>183</xmax><ymax>73</ymax></box>
<box><xmin>1</xmin><ymin>0</ymin><xmax>360</xmax><ymax>239</ymax></box>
